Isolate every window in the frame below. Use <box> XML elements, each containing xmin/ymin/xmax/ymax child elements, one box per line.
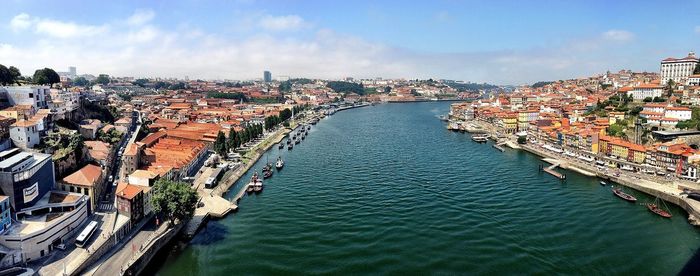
<box><xmin>69</xmin><ymin>186</ymin><xmax>74</xmax><ymax>192</ymax></box>
<box><xmin>28</xmin><ymin>93</ymin><xmax>33</xmax><ymax>98</ymax></box>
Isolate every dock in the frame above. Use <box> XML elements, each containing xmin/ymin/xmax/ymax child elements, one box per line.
<box><xmin>540</xmin><ymin>162</ymin><xmax>566</xmax><ymax>180</ymax></box>
<box><xmin>231</xmin><ymin>183</ymin><xmax>251</xmax><ymax>204</ymax></box>
<box><xmin>185</xmin><ymin>193</ymin><xmax>238</xmax><ymax>238</ymax></box>
<box><xmin>493</xmin><ymin>143</ymin><xmax>505</xmax><ymax>152</ymax></box>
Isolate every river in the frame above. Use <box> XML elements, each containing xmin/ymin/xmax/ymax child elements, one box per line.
<box><xmin>151</xmin><ymin>102</ymin><xmax>700</xmax><ymax>275</ymax></box>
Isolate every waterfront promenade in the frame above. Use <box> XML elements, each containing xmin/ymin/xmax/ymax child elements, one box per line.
<box><xmin>456</xmin><ymin>118</ymin><xmax>700</xmax><ymax>226</ymax></box>
<box><xmin>521</xmin><ymin>142</ymin><xmax>700</xmax><ymax>225</ymax></box>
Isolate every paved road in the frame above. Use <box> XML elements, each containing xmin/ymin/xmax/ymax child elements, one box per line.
<box><xmin>36</xmin><ymin>213</ymin><xmax>112</xmax><ymax>276</ymax></box>
<box><xmin>85</xmin><ymin>218</ymin><xmax>157</xmax><ymax>276</ymax></box>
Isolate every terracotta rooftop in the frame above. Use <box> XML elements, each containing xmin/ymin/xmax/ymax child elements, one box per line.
<box><xmin>62</xmin><ymin>164</ymin><xmax>102</xmax><ymax>187</ymax></box>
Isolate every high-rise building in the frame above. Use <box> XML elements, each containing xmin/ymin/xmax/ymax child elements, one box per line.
<box><xmin>264</xmin><ymin>71</ymin><xmax>272</xmax><ymax>82</ymax></box>
<box><xmin>69</xmin><ymin>66</ymin><xmax>77</xmax><ymax>78</ymax></box>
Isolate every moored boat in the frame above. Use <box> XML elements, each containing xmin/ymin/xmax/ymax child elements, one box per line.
<box><xmin>288</xmin><ymin>143</ymin><xmax>294</xmax><ymax>150</ymax></box>
<box><xmin>275</xmin><ymin>157</ymin><xmax>284</xmax><ymax>170</ymax></box>
<box><xmin>278</xmin><ymin>142</ymin><xmax>284</xmax><ymax>149</ymax></box>
<box><xmin>246</xmin><ymin>172</ymin><xmax>258</xmax><ymax>194</ymax></box>
<box><xmin>600</xmin><ymin>181</ymin><xmax>607</xmax><ymax>186</ymax></box>
<box><xmin>612</xmin><ymin>188</ymin><xmax>637</xmax><ymax>202</ymax></box>
<box><xmin>263</xmin><ymin>169</ymin><xmax>273</xmax><ymax>179</ymax></box>
<box><xmin>253</xmin><ymin>179</ymin><xmax>263</xmax><ymax>193</ymax></box>
<box><xmin>472</xmin><ymin>134</ymin><xmax>488</xmax><ymax>143</ymax></box>
<box><xmin>295</xmin><ymin>138</ymin><xmax>300</xmax><ymax>144</ymax></box>
<box><xmin>647</xmin><ymin>204</ymin><xmax>672</xmax><ymax>218</ymax></box>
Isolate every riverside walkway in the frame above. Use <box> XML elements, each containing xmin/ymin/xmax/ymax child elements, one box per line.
<box><xmin>542</xmin><ymin>162</ymin><xmax>566</xmax><ymax>180</ymax></box>
<box><xmin>523</xmin><ymin>143</ymin><xmax>700</xmax><ymax>225</ymax></box>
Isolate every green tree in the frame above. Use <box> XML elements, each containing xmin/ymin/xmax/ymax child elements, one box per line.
<box><xmin>665</xmin><ymin>79</ymin><xmax>676</xmax><ymax>97</ymax></box>
<box><xmin>8</xmin><ymin>66</ymin><xmax>21</xmax><ymax>85</ymax></box>
<box><xmin>694</xmin><ymin>63</ymin><xmax>700</xmax><ymax>75</ymax></box>
<box><xmin>0</xmin><ymin>65</ymin><xmax>11</xmax><ymax>86</ymax></box>
<box><xmin>213</xmin><ymin>131</ymin><xmax>227</xmax><ymax>155</ymax></box>
<box><xmin>607</xmin><ymin>123</ymin><xmax>626</xmax><ymax>137</ymax></box>
<box><xmin>227</xmin><ymin>128</ymin><xmax>238</xmax><ymax>151</ymax></box>
<box><xmin>643</xmin><ymin>97</ymin><xmax>652</xmax><ymax>103</ymax></box>
<box><xmin>150</xmin><ymin>179</ymin><xmax>198</xmax><ymax>225</ymax></box>
<box><xmin>33</xmin><ymin>68</ymin><xmax>60</xmax><ymax>87</ymax></box>
<box><xmin>517</xmin><ymin>136</ymin><xmax>527</xmax><ymax>144</ymax></box>
<box><xmin>73</xmin><ymin>77</ymin><xmax>89</xmax><ymax>86</ymax></box>
<box><xmin>629</xmin><ymin>106</ymin><xmax>643</xmax><ymax>116</ymax></box>
<box><xmin>95</xmin><ymin>74</ymin><xmax>110</xmax><ymax>85</ymax></box>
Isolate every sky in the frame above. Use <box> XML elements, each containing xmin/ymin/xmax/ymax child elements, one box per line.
<box><xmin>2</xmin><ymin>0</ymin><xmax>700</xmax><ymax>84</ymax></box>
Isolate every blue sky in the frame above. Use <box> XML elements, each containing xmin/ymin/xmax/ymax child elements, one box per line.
<box><xmin>2</xmin><ymin>0</ymin><xmax>700</xmax><ymax>84</ymax></box>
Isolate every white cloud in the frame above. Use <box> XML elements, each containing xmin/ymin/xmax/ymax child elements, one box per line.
<box><xmin>602</xmin><ymin>29</ymin><xmax>635</xmax><ymax>42</ymax></box>
<box><xmin>126</xmin><ymin>10</ymin><xmax>155</xmax><ymax>26</ymax></box>
<box><xmin>10</xmin><ymin>13</ymin><xmax>33</xmax><ymax>32</ymax></box>
<box><xmin>34</xmin><ymin>19</ymin><xmax>108</xmax><ymax>38</ymax></box>
<box><xmin>695</xmin><ymin>26</ymin><xmax>700</xmax><ymax>34</ymax></box>
<box><xmin>0</xmin><ymin>12</ymin><xmax>652</xmax><ymax>84</ymax></box>
<box><xmin>259</xmin><ymin>15</ymin><xmax>308</xmax><ymax>31</ymax></box>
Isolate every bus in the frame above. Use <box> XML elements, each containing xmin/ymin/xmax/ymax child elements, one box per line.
<box><xmin>75</xmin><ymin>221</ymin><xmax>98</xmax><ymax>248</ymax></box>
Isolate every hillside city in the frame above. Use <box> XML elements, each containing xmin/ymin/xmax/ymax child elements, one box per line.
<box><xmin>1</xmin><ymin>50</ymin><xmax>700</xmax><ymax>274</ymax></box>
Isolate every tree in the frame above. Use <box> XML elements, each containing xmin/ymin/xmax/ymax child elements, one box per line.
<box><xmin>0</xmin><ymin>65</ymin><xmax>11</xmax><ymax>86</ymax></box>
<box><xmin>694</xmin><ymin>63</ymin><xmax>700</xmax><ymax>75</ymax></box>
<box><xmin>629</xmin><ymin>106</ymin><xmax>643</xmax><ymax>116</ymax></box>
<box><xmin>643</xmin><ymin>97</ymin><xmax>653</xmax><ymax>103</ymax></box>
<box><xmin>326</xmin><ymin>81</ymin><xmax>365</xmax><ymax>95</ymax></box>
<box><xmin>213</xmin><ymin>131</ymin><xmax>227</xmax><ymax>155</ymax></box>
<box><xmin>227</xmin><ymin>128</ymin><xmax>238</xmax><ymax>151</ymax></box>
<box><xmin>8</xmin><ymin>66</ymin><xmax>21</xmax><ymax>85</ymax></box>
<box><xmin>150</xmin><ymin>179</ymin><xmax>198</xmax><ymax>225</ymax></box>
<box><xmin>384</xmin><ymin>86</ymin><xmax>392</xmax><ymax>93</ymax></box>
<box><xmin>665</xmin><ymin>79</ymin><xmax>676</xmax><ymax>97</ymax></box>
<box><xmin>33</xmin><ymin>68</ymin><xmax>60</xmax><ymax>87</ymax></box>
<box><xmin>652</xmin><ymin>96</ymin><xmax>666</xmax><ymax>103</ymax></box>
<box><xmin>95</xmin><ymin>74</ymin><xmax>110</xmax><ymax>85</ymax></box>
<box><xmin>279</xmin><ymin>108</ymin><xmax>292</xmax><ymax>121</ymax></box>
<box><xmin>607</xmin><ymin>123</ymin><xmax>626</xmax><ymax>137</ymax></box>
<box><xmin>517</xmin><ymin>136</ymin><xmax>527</xmax><ymax>144</ymax></box>
<box><xmin>73</xmin><ymin>77</ymin><xmax>89</xmax><ymax>86</ymax></box>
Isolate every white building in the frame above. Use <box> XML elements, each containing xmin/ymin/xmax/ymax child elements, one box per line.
<box><xmin>0</xmin><ymin>192</ymin><xmax>89</xmax><ymax>266</ymax></box>
<box><xmin>664</xmin><ymin>106</ymin><xmax>692</xmax><ymax>121</ymax></box>
<box><xmin>0</xmin><ymin>86</ymin><xmax>49</xmax><ymax>110</ymax></box>
<box><xmin>623</xmin><ymin>84</ymin><xmax>663</xmax><ymax>101</ymax></box>
<box><xmin>48</xmin><ymin>89</ymin><xmax>80</xmax><ymax>120</ymax></box>
<box><xmin>9</xmin><ymin>120</ymin><xmax>40</xmax><ymax>149</ymax></box>
<box><xmin>660</xmin><ymin>52</ymin><xmax>699</xmax><ymax>84</ymax></box>
<box><xmin>688</xmin><ymin>74</ymin><xmax>700</xmax><ymax>86</ymax></box>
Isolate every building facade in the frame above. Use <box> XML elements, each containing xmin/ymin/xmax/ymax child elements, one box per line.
<box><xmin>660</xmin><ymin>52</ymin><xmax>699</xmax><ymax>84</ymax></box>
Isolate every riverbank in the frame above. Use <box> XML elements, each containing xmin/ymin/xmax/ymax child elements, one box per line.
<box><xmin>520</xmin><ymin>143</ymin><xmax>700</xmax><ymax>225</ymax></box>
<box><xmin>154</xmin><ymin>101</ymin><xmax>700</xmax><ymax>275</ymax></box>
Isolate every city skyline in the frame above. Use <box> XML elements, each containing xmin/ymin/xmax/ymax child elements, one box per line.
<box><xmin>2</xmin><ymin>0</ymin><xmax>700</xmax><ymax>84</ymax></box>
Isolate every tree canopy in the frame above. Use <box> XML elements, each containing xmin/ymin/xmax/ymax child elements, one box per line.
<box><xmin>207</xmin><ymin>92</ymin><xmax>249</xmax><ymax>102</ymax></box>
<box><xmin>73</xmin><ymin>76</ymin><xmax>89</xmax><ymax>86</ymax></box>
<box><xmin>0</xmin><ymin>65</ymin><xmax>22</xmax><ymax>86</ymax></box>
<box><xmin>33</xmin><ymin>68</ymin><xmax>60</xmax><ymax>86</ymax></box>
<box><xmin>150</xmin><ymin>179</ymin><xmax>198</xmax><ymax>225</ymax></box>
<box><xmin>326</xmin><ymin>81</ymin><xmax>365</xmax><ymax>95</ymax></box>
<box><xmin>213</xmin><ymin>131</ymin><xmax>227</xmax><ymax>156</ymax></box>
<box><xmin>95</xmin><ymin>74</ymin><xmax>110</xmax><ymax>85</ymax></box>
